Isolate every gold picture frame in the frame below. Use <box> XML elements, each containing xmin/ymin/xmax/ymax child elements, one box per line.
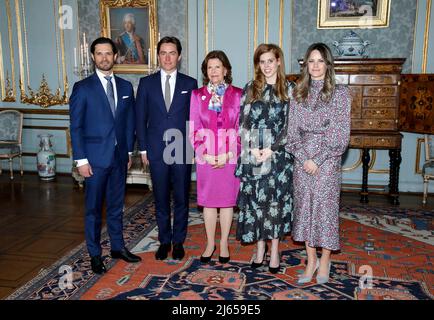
<box><xmin>100</xmin><ymin>0</ymin><xmax>158</xmax><ymax>74</ymax></box>
<box><xmin>317</xmin><ymin>0</ymin><xmax>391</xmax><ymax>29</ymax></box>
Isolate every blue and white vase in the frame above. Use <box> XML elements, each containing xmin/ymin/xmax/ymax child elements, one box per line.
<box><xmin>37</xmin><ymin>133</ymin><xmax>56</xmax><ymax>181</ymax></box>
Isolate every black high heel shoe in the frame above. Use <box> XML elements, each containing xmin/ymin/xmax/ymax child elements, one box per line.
<box><xmin>200</xmin><ymin>246</ymin><xmax>216</xmax><ymax>263</ymax></box>
<box><xmin>268</xmin><ymin>253</ymin><xmax>280</xmax><ymax>274</ymax></box>
<box><xmin>218</xmin><ymin>255</ymin><xmax>230</xmax><ymax>263</ymax></box>
<box><xmin>251</xmin><ymin>244</ymin><xmax>268</xmax><ymax>269</ymax></box>
<box><xmin>219</xmin><ymin>247</ymin><xmax>230</xmax><ymax>263</ymax></box>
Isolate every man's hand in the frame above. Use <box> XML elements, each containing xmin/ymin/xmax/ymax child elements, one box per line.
<box><xmin>141</xmin><ymin>153</ymin><xmax>149</xmax><ymax>166</ymax></box>
<box><xmin>78</xmin><ymin>163</ymin><xmax>93</xmax><ymax>178</ymax></box>
<box><xmin>128</xmin><ymin>155</ymin><xmax>133</xmax><ymax>170</ymax></box>
<box><xmin>303</xmin><ymin>159</ymin><xmax>319</xmax><ymax>175</ymax></box>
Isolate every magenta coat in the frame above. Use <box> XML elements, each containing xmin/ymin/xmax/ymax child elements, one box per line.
<box><xmin>189</xmin><ymin>85</ymin><xmax>242</xmax><ymax>207</ymax></box>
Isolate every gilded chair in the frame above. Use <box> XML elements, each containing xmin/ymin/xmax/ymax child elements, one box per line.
<box><xmin>0</xmin><ymin>110</ymin><xmax>24</xmax><ymax>179</ymax></box>
<box><xmin>422</xmin><ymin>134</ymin><xmax>434</xmax><ymax>204</ymax></box>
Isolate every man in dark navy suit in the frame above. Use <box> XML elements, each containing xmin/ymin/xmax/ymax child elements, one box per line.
<box><xmin>135</xmin><ymin>36</ymin><xmax>197</xmax><ymax>260</ymax></box>
<box><xmin>70</xmin><ymin>37</ymin><xmax>141</xmax><ymax>274</ymax></box>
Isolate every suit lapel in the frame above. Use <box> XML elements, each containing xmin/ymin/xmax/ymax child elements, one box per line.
<box><xmin>200</xmin><ymin>87</ymin><xmax>217</xmax><ymax>132</ymax></box>
<box><xmin>114</xmin><ymin>76</ymin><xmax>125</xmax><ymax>118</ymax></box>
<box><xmin>91</xmin><ymin>73</ymin><xmax>114</xmax><ymax>120</ymax></box>
<box><xmin>220</xmin><ymin>85</ymin><xmax>235</xmax><ymax>129</ymax></box>
<box><xmin>169</xmin><ymin>72</ymin><xmax>182</xmax><ymax>113</ymax></box>
<box><xmin>153</xmin><ymin>71</ymin><xmax>168</xmax><ymax>114</ymax></box>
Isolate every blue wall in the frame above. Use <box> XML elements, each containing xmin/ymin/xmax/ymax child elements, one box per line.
<box><xmin>1</xmin><ymin>0</ymin><xmax>434</xmax><ymax>194</ymax></box>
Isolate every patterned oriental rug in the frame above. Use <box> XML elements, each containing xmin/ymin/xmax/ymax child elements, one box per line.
<box><xmin>6</xmin><ymin>193</ymin><xmax>434</xmax><ymax>300</ymax></box>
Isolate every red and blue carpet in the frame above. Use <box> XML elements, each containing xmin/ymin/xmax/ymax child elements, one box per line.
<box><xmin>6</xmin><ymin>193</ymin><xmax>433</xmax><ymax>300</ymax></box>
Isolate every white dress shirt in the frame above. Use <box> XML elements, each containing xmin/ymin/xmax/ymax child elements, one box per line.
<box><xmin>160</xmin><ymin>69</ymin><xmax>177</xmax><ymax>103</ymax></box>
<box><xmin>75</xmin><ymin>69</ymin><xmax>130</xmax><ymax>167</ymax></box>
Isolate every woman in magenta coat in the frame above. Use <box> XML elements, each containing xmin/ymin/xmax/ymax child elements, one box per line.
<box><xmin>189</xmin><ymin>50</ymin><xmax>242</xmax><ymax>264</ymax></box>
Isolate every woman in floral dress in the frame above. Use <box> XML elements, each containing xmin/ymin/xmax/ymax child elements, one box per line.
<box><xmin>286</xmin><ymin>43</ymin><xmax>351</xmax><ymax>284</ymax></box>
<box><xmin>236</xmin><ymin>43</ymin><xmax>295</xmax><ymax>274</ymax></box>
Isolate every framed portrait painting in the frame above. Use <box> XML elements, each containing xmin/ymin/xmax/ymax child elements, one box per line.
<box><xmin>100</xmin><ymin>0</ymin><xmax>158</xmax><ymax>73</ymax></box>
<box><xmin>317</xmin><ymin>0</ymin><xmax>391</xmax><ymax>29</ymax></box>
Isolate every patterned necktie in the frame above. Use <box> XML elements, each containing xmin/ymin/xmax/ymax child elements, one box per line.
<box><xmin>104</xmin><ymin>75</ymin><xmax>116</xmax><ymax>117</ymax></box>
<box><xmin>164</xmin><ymin>74</ymin><xmax>171</xmax><ymax>111</ymax></box>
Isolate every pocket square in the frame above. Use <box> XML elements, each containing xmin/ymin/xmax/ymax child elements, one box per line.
<box><xmin>122</xmin><ymin>95</ymin><xmax>130</xmax><ymax>99</ymax></box>
<box><xmin>181</xmin><ymin>91</ymin><xmax>188</xmax><ymax>94</ymax></box>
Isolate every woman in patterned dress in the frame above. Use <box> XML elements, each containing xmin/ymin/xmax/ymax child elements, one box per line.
<box><xmin>286</xmin><ymin>43</ymin><xmax>351</xmax><ymax>284</ymax></box>
<box><xmin>189</xmin><ymin>50</ymin><xmax>242</xmax><ymax>264</ymax></box>
<box><xmin>236</xmin><ymin>44</ymin><xmax>295</xmax><ymax>274</ymax></box>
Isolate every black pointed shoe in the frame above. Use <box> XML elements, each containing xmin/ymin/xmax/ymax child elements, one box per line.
<box><xmin>251</xmin><ymin>244</ymin><xmax>268</xmax><ymax>269</ymax></box>
<box><xmin>200</xmin><ymin>246</ymin><xmax>216</xmax><ymax>263</ymax></box>
<box><xmin>268</xmin><ymin>253</ymin><xmax>281</xmax><ymax>274</ymax></box>
<box><xmin>111</xmin><ymin>248</ymin><xmax>142</xmax><ymax>263</ymax></box>
<box><xmin>155</xmin><ymin>243</ymin><xmax>171</xmax><ymax>260</ymax></box>
<box><xmin>218</xmin><ymin>255</ymin><xmax>230</xmax><ymax>264</ymax></box>
<box><xmin>172</xmin><ymin>243</ymin><xmax>185</xmax><ymax>260</ymax></box>
<box><xmin>90</xmin><ymin>256</ymin><xmax>107</xmax><ymax>274</ymax></box>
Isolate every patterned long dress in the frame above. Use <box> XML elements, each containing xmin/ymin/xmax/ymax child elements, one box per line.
<box><xmin>285</xmin><ymin>80</ymin><xmax>351</xmax><ymax>251</ymax></box>
<box><xmin>235</xmin><ymin>81</ymin><xmax>295</xmax><ymax>243</ymax></box>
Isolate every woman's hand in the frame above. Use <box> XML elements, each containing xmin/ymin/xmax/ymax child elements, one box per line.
<box><xmin>257</xmin><ymin>148</ymin><xmax>273</xmax><ymax>163</ymax></box>
<box><xmin>212</xmin><ymin>152</ymin><xmax>234</xmax><ymax>169</ymax></box>
<box><xmin>303</xmin><ymin>159</ymin><xmax>319</xmax><ymax>175</ymax></box>
<box><xmin>251</xmin><ymin>148</ymin><xmax>262</xmax><ymax>162</ymax></box>
<box><xmin>204</xmin><ymin>154</ymin><xmax>217</xmax><ymax>166</ymax></box>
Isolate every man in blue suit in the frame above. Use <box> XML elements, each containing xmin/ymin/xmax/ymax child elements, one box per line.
<box><xmin>136</xmin><ymin>36</ymin><xmax>198</xmax><ymax>260</ymax></box>
<box><xmin>70</xmin><ymin>37</ymin><xmax>141</xmax><ymax>274</ymax></box>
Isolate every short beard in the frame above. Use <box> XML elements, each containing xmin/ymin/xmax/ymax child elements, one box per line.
<box><xmin>96</xmin><ymin>62</ymin><xmax>114</xmax><ymax>72</ymax></box>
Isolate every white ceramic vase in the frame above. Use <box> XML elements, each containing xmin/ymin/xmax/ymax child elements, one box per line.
<box><xmin>37</xmin><ymin>133</ymin><xmax>56</xmax><ymax>180</ymax></box>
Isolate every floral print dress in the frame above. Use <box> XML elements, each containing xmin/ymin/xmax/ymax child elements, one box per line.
<box><xmin>235</xmin><ymin>81</ymin><xmax>295</xmax><ymax>243</ymax></box>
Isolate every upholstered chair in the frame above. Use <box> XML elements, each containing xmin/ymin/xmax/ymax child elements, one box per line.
<box><xmin>422</xmin><ymin>134</ymin><xmax>434</xmax><ymax>204</ymax></box>
<box><xmin>0</xmin><ymin>110</ymin><xmax>24</xmax><ymax>179</ymax></box>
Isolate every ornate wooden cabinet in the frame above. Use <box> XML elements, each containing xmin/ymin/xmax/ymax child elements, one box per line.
<box><xmin>334</xmin><ymin>58</ymin><xmax>405</xmax><ymax>204</ymax></box>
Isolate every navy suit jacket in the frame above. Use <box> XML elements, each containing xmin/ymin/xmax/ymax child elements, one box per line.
<box><xmin>135</xmin><ymin>71</ymin><xmax>198</xmax><ymax>161</ymax></box>
<box><xmin>69</xmin><ymin>73</ymin><xmax>136</xmax><ymax>168</ymax></box>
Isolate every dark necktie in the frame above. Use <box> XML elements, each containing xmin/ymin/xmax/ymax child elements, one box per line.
<box><xmin>164</xmin><ymin>74</ymin><xmax>171</xmax><ymax>111</ymax></box>
<box><xmin>104</xmin><ymin>75</ymin><xmax>116</xmax><ymax>117</ymax></box>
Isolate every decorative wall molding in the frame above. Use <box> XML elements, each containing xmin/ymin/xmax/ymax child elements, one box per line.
<box><xmin>0</xmin><ymin>0</ymin><xmax>70</xmax><ymax>108</ymax></box>
<box><xmin>3</xmin><ymin>0</ymin><xmax>16</xmax><ymax>101</ymax></box>
<box><xmin>0</xmin><ymin>107</ymin><xmax>69</xmax><ymax>115</ymax></box>
<box><xmin>22</xmin><ymin>125</ymin><xmax>71</xmax><ymax>158</ymax></box>
<box><xmin>20</xmin><ymin>75</ymin><xmax>69</xmax><ymax>108</ymax></box>
<box><xmin>422</xmin><ymin>0</ymin><xmax>432</xmax><ymax>72</ymax></box>
<box><xmin>342</xmin><ymin>149</ymin><xmax>389</xmax><ymax>174</ymax></box>
<box><xmin>415</xmin><ymin>137</ymin><xmax>425</xmax><ymax>174</ymax></box>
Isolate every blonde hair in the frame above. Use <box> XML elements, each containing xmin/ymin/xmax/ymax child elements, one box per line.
<box><xmin>293</xmin><ymin>42</ymin><xmax>336</xmax><ymax>103</ymax></box>
<box><xmin>247</xmin><ymin>43</ymin><xmax>288</xmax><ymax>104</ymax></box>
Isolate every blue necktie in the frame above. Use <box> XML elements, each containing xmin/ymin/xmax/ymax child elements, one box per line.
<box><xmin>104</xmin><ymin>75</ymin><xmax>116</xmax><ymax>117</ymax></box>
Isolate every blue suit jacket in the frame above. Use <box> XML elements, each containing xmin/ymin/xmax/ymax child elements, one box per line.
<box><xmin>135</xmin><ymin>71</ymin><xmax>198</xmax><ymax>161</ymax></box>
<box><xmin>69</xmin><ymin>73</ymin><xmax>135</xmax><ymax>168</ymax></box>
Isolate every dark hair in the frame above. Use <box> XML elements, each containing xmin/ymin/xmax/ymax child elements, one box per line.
<box><xmin>90</xmin><ymin>37</ymin><xmax>118</xmax><ymax>55</ymax></box>
<box><xmin>157</xmin><ymin>36</ymin><xmax>182</xmax><ymax>55</ymax></box>
<box><xmin>201</xmin><ymin>50</ymin><xmax>233</xmax><ymax>85</ymax></box>
<box><xmin>293</xmin><ymin>42</ymin><xmax>335</xmax><ymax>103</ymax></box>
